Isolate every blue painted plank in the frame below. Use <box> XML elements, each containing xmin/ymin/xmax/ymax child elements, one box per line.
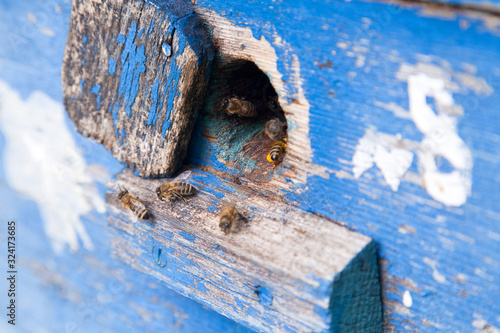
<box><xmin>0</xmin><ymin>1</ymin><xmax>251</xmax><ymax>332</ymax></box>
<box><xmin>63</xmin><ymin>0</ymin><xmax>214</xmax><ymax>177</ymax></box>
<box><xmin>1</xmin><ymin>0</ymin><xmax>500</xmax><ymax>332</ymax></box>
<box><xmin>106</xmin><ymin>169</ymin><xmax>382</xmax><ymax>332</ymax></box>
<box><xmin>186</xmin><ymin>1</ymin><xmax>500</xmax><ymax>332</ymax></box>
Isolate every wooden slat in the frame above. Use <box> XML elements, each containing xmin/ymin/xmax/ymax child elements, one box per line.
<box><xmin>62</xmin><ymin>0</ymin><xmax>213</xmax><ymax>177</ymax></box>
<box><xmin>107</xmin><ymin>169</ymin><xmax>383</xmax><ymax>333</ymax></box>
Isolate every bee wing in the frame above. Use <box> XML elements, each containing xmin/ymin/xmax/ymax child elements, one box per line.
<box><xmin>172</xmin><ymin>170</ymin><xmax>192</xmax><ymax>182</ymax></box>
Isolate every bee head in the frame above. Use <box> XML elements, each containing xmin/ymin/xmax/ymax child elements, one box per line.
<box><xmin>219</xmin><ymin>220</ymin><xmax>231</xmax><ymax>234</ymax></box>
<box><xmin>224</xmin><ymin>98</ymin><xmax>240</xmax><ymax>114</ymax></box>
<box><xmin>117</xmin><ymin>187</ymin><xmax>128</xmax><ymax>199</ymax></box>
<box><xmin>155</xmin><ymin>187</ymin><xmax>162</xmax><ymax>199</ymax></box>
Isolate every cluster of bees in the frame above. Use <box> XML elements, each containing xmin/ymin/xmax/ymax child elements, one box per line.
<box><xmin>118</xmin><ymin>171</ymin><xmax>242</xmax><ymax>234</ymax></box>
<box><xmin>221</xmin><ymin>95</ymin><xmax>288</xmax><ymax>167</ymax></box>
<box><xmin>118</xmin><ymin>94</ymin><xmax>286</xmax><ymax>234</ymax></box>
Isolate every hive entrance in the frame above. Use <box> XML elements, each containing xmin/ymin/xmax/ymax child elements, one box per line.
<box><xmin>192</xmin><ymin>59</ymin><xmax>287</xmax><ymax>182</ymax></box>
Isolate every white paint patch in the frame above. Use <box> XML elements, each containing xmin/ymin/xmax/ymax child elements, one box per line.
<box><xmin>353</xmin><ymin>62</ymin><xmax>492</xmax><ymax>207</ymax></box>
<box><xmin>0</xmin><ymin>80</ymin><xmax>106</xmax><ymax>253</ymax></box>
<box><xmin>402</xmin><ymin>290</ymin><xmax>412</xmax><ymax>308</ymax></box>
<box><xmin>352</xmin><ymin>127</ymin><xmax>414</xmax><ymax>191</ymax></box>
<box><xmin>408</xmin><ymin>73</ymin><xmax>472</xmax><ymax>206</ymax></box>
<box><xmin>472</xmin><ymin>319</ymin><xmax>500</xmax><ymax>333</ymax></box>
<box><xmin>423</xmin><ymin>257</ymin><xmax>447</xmax><ymax>284</ymax></box>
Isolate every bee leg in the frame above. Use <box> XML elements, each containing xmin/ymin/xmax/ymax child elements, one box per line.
<box><xmin>174</xmin><ymin>192</ymin><xmax>188</xmax><ymax>205</ymax></box>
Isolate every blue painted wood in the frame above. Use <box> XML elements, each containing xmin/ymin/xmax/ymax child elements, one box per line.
<box><xmin>106</xmin><ymin>169</ymin><xmax>382</xmax><ymax>332</ymax></box>
<box><xmin>63</xmin><ymin>0</ymin><xmax>214</xmax><ymax>177</ymax></box>
<box><xmin>0</xmin><ymin>1</ymin><xmax>249</xmax><ymax>332</ymax></box>
<box><xmin>1</xmin><ymin>0</ymin><xmax>500</xmax><ymax>332</ymax></box>
<box><xmin>185</xmin><ymin>1</ymin><xmax>500</xmax><ymax>332</ymax></box>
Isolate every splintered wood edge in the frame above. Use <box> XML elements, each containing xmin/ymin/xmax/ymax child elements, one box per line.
<box><xmin>106</xmin><ymin>170</ymin><xmax>382</xmax><ymax>332</ymax></box>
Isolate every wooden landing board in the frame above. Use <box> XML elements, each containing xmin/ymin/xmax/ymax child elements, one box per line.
<box><xmin>106</xmin><ymin>170</ymin><xmax>383</xmax><ymax>333</ymax></box>
<box><xmin>62</xmin><ymin>0</ymin><xmax>213</xmax><ymax>177</ymax></box>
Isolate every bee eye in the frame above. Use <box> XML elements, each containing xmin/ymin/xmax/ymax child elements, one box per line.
<box><xmin>223</xmin><ymin>99</ymin><xmax>229</xmax><ymax>106</ymax></box>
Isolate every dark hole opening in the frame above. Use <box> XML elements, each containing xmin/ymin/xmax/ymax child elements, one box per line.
<box><xmin>187</xmin><ymin>59</ymin><xmax>287</xmax><ymax>182</ymax></box>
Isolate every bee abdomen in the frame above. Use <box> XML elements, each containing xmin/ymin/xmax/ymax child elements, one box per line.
<box><xmin>171</xmin><ymin>182</ymin><xmax>197</xmax><ymax>196</ymax></box>
<box><xmin>270</xmin><ymin>142</ymin><xmax>285</xmax><ymax>161</ymax></box>
<box><xmin>131</xmin><ymin>203</ymin><xmax>149</xmax><ymax>219</ymax></box>
<box><xmin>239</xmin><ymin>101</ymin><xmax>258</xmax><ymax>117</ymax></box>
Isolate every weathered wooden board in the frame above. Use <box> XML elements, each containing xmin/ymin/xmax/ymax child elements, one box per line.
<box><xmin>2</xmin><ymin>0</ymin><xmax>500</xmax><ymax>332</ymax></box>
<box><xmin>188</xmin><ymin>1</ymin><xmax>500</xmax><ymax>332</ymax></box>
<box><xmin>107</xmin><ymin>169</ymin><xmax>383</xmax><ymax>333</ymax></box>
<box><xmin>62</xmin><ymin>0</ymin><xmax>213</xmax><ymax>177</ymax></box>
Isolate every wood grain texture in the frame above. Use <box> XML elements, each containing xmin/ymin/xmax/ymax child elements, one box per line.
<box><xmin>2</xmin><ymin>0</ymin><xmax>500</xmax><ymax>332</ymax></box>
<box><xmin>62</xmin><ymin>0</ymin><xmax>213</xmax><ymax>177</ymax></box>
<box><xmin>187</xmin><ymin>1</ymin><xmax>500</xmax><ymax>332</ymax></box>
<box><xmin>107</xmin><ymin>169</ymin><xmax>383</xmax><ymax>333</ymax></box>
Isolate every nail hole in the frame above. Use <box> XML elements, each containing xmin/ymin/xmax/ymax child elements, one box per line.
<box><xmin>254</xmin><ymin>284</ymin><xmax>273</xmax><ymax>307</ymax></box>
<box><xmin>151</xmin><ymin>246</ymin><xmax>167</xmax><ymax>268</ymax></box>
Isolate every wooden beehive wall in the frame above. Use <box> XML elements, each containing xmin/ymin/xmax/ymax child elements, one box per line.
<box><xmin>0</xmin><ymin>0</ymin><xmax>499</xmax><ymax>332</ymax></box>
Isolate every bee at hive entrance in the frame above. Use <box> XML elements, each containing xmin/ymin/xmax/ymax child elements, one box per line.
<box><xmin>186</xmin><ymin>59</ymin><xmax>288</xmax><ymax>182</ymax></box>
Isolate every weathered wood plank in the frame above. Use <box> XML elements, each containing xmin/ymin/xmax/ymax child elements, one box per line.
<box><xmin>190</xmin><ymin>1</ymin><xmax>500</xmax><ymax>332</ymax></box>
<box><xmin>62</xmin><ymin>0</ymin><xmax>213</xmax><ymax>177</ymax></box>
<box><xmin>107</xmin><ymin>169</ymin><xmax>383</xmax><ymax>333</ymax></box>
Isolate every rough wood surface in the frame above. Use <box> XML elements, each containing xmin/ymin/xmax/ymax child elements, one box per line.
<box><xmin>62</xmin><ymin>0</ymin><xmax>213</xmax><ymax>177</ymax></box>
<box><xmin>2</xmin><ymin>0</ymin><xmax>500</xmax><ymax>332</ymax></box>
<box><xmin>107</xmin><ymin>169</ymin><xmax>383</xmax><ymax>333</ymax></box>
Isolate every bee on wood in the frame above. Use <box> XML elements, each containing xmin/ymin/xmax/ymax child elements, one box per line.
<box><xmin>156</xmin><ymin>170</ymin><xmax>198</xmax><ymax>208</ymax></box>
<box><xmin>264</xmin><ymin>118</ymin><xmax>286</xmax><ymax>142</ymax></box>
<box><xmin>222</xmin><ymin>96</ymin><xmax>258</xmax><ymax>117</ymax></box>
<box><xmin>118</xmin><ymin>187</ymin><xmax>150</xmax><ymax>220</ymax></box>
<box><xmin>219</xmin><ymin>202</ymin><xmax>239</xmax><ymax>235</ymax></box>
<box><xmin>267</xmin><ymin>139</ymin><xmax>287</xmax><ymax>167</ymax></box>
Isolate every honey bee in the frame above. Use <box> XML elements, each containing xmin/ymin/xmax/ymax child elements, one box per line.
<box><xmin>156</xmin><ymin>170</ymin><xmax>198</xmax><ymax>208</ymax></box>
<box><xmin>222</xmin><ymin>96</ymin><xmax>258</xmax><ymax>117</ymax></box>
<box><xmin>264</xmin><ymin>118</ymin><xmax>286</xmax><ymax>142</ymax></box>
<box><xmin>267</xmin><ymin>139</ymin><xmax>287</xmax><ymax>167</ymax></box>
<box><xmin>117</xmin><ymin>187</ymin><xmax>150</xmax><ymax>220</ymax></box>
<box><xmin>219</xmin><ymin>202</ymin><xmax>239</xmax><ymax>234</ymax></box>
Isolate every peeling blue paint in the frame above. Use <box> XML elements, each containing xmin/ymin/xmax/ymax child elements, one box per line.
<box><xmin>108</xmin><ymin>57</ymin><xmax>116</xmax><ymax>75</ymax></box>
<box><xmin>179</xmin><ymin>231</ymin><xmax>196</xmax><ymax>243</ymax></box>
<box><xmin>197</xmin><ymin>281</ymin><xmax>208</xmax><ymax>293</ymax></box>
<box><xmin>147</xmin><ymin>79</ymin><xmax>160</xmax><ymax>125</ymax></box>
<box><xmin>254</xmin><ymin>285</ymin><xmax>273</xmax><ymax>307</ymax></box>
<box><xmin>161</xmin><ymin>56</ymin><xmax>179</xmax><ymax>136</ymax></box>
<box><xmin>117</xmin><ymin>23</ymin><xmax>146</xmax><ymax>117</ymax></box>
<box><xmin>203</xmin><ymin>186</ymin><xmax>225</xmax><ymax>199</ymax></box>
<box><xmin>148</xmin><ymin>19</ymin><xmax>155</xmax><ymax>35</ymax></box>
<box><xmin>91</xmin><ymin>83</ymin><xmax>101</xmax><ymax>110</ymax></box>
<box><xmin>116</xmin><ymin>33</ymin><xmax>125</xmax><ymax>44</ymax></box>
<box><xmin>82</xmin><ymin>35</ymin><xmax>87</xmax><ymax>43</ymax></box>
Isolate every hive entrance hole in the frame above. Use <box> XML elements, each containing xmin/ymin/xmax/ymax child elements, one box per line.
<box><xmin>198</xmin><ymin>59</ymin><xmax>287</xmax><ymax>181</ymax></box>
